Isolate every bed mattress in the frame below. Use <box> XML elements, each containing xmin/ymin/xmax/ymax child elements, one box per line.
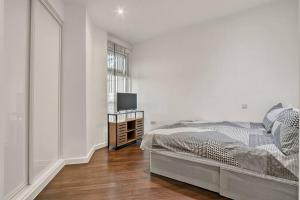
<box><xmin>141</xmin><ymin>121</ymin><xmax>298</xmax><ymax>181</ymax></box>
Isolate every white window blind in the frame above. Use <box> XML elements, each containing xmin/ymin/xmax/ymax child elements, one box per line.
<box><xmin>107</xmin><ymin>41</ymin><xmax>131</xmax><ymax>113</ymax></box>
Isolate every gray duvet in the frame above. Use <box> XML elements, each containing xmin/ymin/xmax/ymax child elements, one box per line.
<box><xmin>141</xmin><ymin>121</ymin><xmax>298</xmax><ymax>181</ymax></box>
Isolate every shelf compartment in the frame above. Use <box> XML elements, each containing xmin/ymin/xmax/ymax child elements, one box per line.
<box><xmin>127</xmin><ymin>120</ymin><xmax>136</xmax><ymax>130</ymax></box>
<box><xmin>127</xmin><ymin>130</ymin><xmax>136</xmax><ymax>141</ymax></box>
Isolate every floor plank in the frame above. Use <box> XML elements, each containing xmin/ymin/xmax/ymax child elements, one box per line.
<box><xmin>36</xmin><ymin>144</ymin><xmax>229</xmax><ymax>200</ymax></box>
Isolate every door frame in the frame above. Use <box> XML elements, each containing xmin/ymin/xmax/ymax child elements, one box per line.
<box><xmin>28</xmin><ymin>0</ymin><xmax>63</xmax><ymax>184</ymax></box>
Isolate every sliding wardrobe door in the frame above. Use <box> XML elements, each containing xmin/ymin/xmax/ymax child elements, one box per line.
<box><xmin>2</xmin><ymin>0</ymin><xmax>30</xmax><ymax>199</ymax></box>
<box><xmin>30</xmin><ymin>0</ymin><xmax>62</xmax><ymax>182</ymax></box>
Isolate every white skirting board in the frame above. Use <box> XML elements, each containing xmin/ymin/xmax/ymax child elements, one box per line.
<box><xmin>10</xmin><ymin>143</ymin><xmax>107</xmax><ymax>200</ymax></box>
<box><xmin>64</xmin><ymin>143</ymin><xmax>107</xmax><ymax>165</ymax></box>
<box><xmin>150</xmin><ymin>150</ymin><xmax>299</xmax><ymax>200</ymax></box>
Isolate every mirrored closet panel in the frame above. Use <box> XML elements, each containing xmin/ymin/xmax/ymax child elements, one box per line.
<box><xmin>30</xmin><ymin>0</ymin><xmax>62</xmax><ymax>182</ymax></box>
<box><xmin>3</xmin><ymin>0</ymin><xmax>30</xmax><ymax>198</ymax></box>
<box><xmin>2</xmin><ymin>0</ymin><xmax>62</xmax><ymax>198</ymax></box>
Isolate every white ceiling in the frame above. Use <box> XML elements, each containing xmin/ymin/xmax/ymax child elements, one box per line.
<box><xmin>65</xmin><ymin>0</ymin><xmax>279</xmax><ymax>44</ymax></box>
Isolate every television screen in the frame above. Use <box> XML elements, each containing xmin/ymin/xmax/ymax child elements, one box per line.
<box><xmin>117</xmin><ymin>93</ymin><xmax>137</xmax><ymax>111</ymax></box>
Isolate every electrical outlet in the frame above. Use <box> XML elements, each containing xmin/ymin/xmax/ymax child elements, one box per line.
<box><xmin>150</xmin><ymin>121</ymin><xmax>157</xmax><ymax>125</ymax></box>
<box><xmin>241</xmin><ymin>104</ymin><xmax>248</xmax><ymax>109</ymax></box>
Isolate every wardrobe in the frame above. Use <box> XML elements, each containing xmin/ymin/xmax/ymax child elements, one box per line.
<box><xmin>2</xmin><ymin>0</ymin><xmax>62</xmax><ymax>199</ymax></box>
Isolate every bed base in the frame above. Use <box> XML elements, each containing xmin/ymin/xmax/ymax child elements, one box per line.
<box><xmin>150</xmin><ymin>151</ymin><xmax>298</xmax><ymax>200</ymax></box>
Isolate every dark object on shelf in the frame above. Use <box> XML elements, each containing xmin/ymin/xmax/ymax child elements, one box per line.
<box><xmin>117</xmin><ymin>93</ymin><xmax>137</xmax><ymax>111</ymax></box>
<box><xmin>107</xmin><ymin>111</ymin><xmax>144</xmax><ymax>150</ymax></box>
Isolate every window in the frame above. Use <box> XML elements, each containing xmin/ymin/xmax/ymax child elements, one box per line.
<box><xmin>107</xmin><ymin>41</ymin><xmax>131</xmax><ymax>113</ymax></box>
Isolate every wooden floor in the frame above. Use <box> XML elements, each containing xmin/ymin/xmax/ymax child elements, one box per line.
<box><xmin>36</xmin><ymin>144</ymin><xmax>229</xmax><ymax>200</ymax></box>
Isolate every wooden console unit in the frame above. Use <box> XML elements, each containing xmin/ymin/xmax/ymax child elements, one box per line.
<box><xmin>108</xmin><ymin>111</ymin><xmax>144</xmax><ymax>150</ymax></box>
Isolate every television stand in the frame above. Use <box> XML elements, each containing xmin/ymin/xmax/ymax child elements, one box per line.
<box><xmin>107</xmin><ymin>110</ymin><xmax>144</xmax><ymax>150</ymax></box>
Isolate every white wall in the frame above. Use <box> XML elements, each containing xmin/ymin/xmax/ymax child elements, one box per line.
<box><xmin>63</xmin><ymin>2</ymin><xmax>108</xmax><ymax>159</ymax></box>
<box><xmin>63</xmin><ymin>3</ymin><xmax>87</xmax><ymax>158</ymax></box>
<box><xmin>108</xmin><ymin>34</ymin><xmax>133</xmax><ymax>50</ymax></box>
<box><xmin>299</xmin><ymin>0</ymin><xmax>300</xmax><ymax>108</ymax></box>
<box><xmin>131</xmin><ymin>0</ymin><xmax>300</xmax><ymax>131</ymax></box>
<box><xmin>86</xmin><ymin>13</ymin><xmax>108</xmax><ymax>152</ymax></box>
<box><xmin>0</xmin><ymin>0</ymin><xmax>5</xmax><ymax>197</ymax></box>
<box><xmin>86</xmin><ymin>13</ymin><xmax>93</xmax><ymax>151</ymax></box>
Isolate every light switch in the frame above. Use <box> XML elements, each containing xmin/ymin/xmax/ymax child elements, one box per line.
<box><xmin>241</xmin><ymin>104</ymin><xmax>248</xmax><ymax>109</ymax></box>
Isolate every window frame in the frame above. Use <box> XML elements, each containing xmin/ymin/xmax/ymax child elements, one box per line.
<box><xmin>107</xmin><ymin>41</ymin><xmax>131</xmax><ymax>113</ymax></box>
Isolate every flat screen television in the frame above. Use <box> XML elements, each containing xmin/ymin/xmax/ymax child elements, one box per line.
<box><xmin>117</xmin><ymin>93</ymin><xmax>137</xmax><ymax>111</ymax></box>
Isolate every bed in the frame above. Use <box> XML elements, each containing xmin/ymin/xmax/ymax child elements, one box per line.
<box><xmin>141</xmin><ymin>120</ymin><xmax>299</xmax><ymax>200</ymax></box>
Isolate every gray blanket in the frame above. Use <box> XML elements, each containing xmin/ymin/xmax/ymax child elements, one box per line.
<box><xmin>141</xmin><ymin>121</ymin><xmax>298</xmax><ymax>181</ymax></box>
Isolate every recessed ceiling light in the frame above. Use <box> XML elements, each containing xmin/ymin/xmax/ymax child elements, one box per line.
<box><xmin>117</xmin><ymin>7</ymin><xmax>124</xmax><ymax>15</ymax></box>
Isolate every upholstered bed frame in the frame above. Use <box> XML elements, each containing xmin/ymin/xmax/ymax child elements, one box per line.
<box><xmin>150</xmin><ymin>150</ymin><xmax>298</xmax><ymax>200</ymax></box>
